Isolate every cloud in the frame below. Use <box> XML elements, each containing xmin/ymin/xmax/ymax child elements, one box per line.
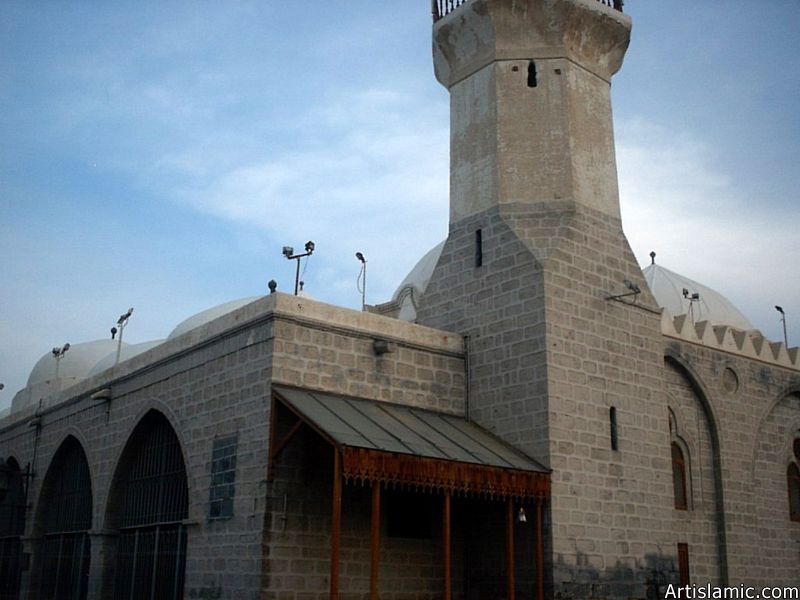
<box><xmin>617</xmin><ymin>118</ymin><xmax>800</xmax><ymax>341</ymax></box>
<box><xmin>156</xmin><ymin>86</ymin><xmax>450</xmax><ymax>302</ymax></box>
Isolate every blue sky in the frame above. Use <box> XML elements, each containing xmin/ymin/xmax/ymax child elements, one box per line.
<box><xmin>1</xmin><ymin>1</ymin><xmax>798</xmax><ymax>408</ymax></box>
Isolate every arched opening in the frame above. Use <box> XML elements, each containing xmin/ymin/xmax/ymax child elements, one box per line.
<box><xmin>107</xmin><ymin>411</ymin><xmax>188</xmax><ymax>600</ymax></box>
<box><xmin>0</xmin><ymin>457</ymin><xmax>26</xmax><ymax>600</ymax></box>
<box><xmin>665</xmin><ymin>352</ymin><xmax>728</xmax><ymax>584</ymax></box>
<box><xmin>671</xmin><ymin>442</ymin><xmax>688</xmax><ymax>510</ymax></box>
<box><xmin>788</xmin><ymin>463</ymin><xmax>800</xmax><ymax>521</ymax></box>
<box><xmin>36</xmin><ymin>437</ymin><xmax>92</xmax><ymax>600</ymax></box>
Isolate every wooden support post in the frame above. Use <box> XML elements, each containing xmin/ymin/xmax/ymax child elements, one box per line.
<box><xmin>330</xmin><ymin>449</ymin><xmax>342</xmax><ymax>600</ymax></box>
<box><xmin>535</xmin><ymin>498</ymin><xmax>544</xmax><ymax>600</ymax></box>
<box><xmin>370</xmin><ymin>481</ymin><xmax>381</xmax><ymax>600</ymax></box>
<box><xmin>443</xmin><ymin>492</ymin><xmax>452</xmax><ymax>600</ymax></box>
<box><xmin>506</xmin><ymin>498</ymin><xmax>516</xmax><ymax>600</ymax></box>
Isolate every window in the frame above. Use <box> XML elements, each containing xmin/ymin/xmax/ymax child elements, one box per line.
<box><xmin>38</xmin><ymin>438</ymin><xmax>92</xmax><ymax>600</ymax></box>
<box><xmin>677</xmin><ymin>543</ymin><xmax>690</xmax><ymax>586</ymax></box>
<box><xmin>609</xmin><ymin>407</ymin><xmax>618</xmax><ymax>451</ymax></box>
<box><xmin>671</xmin><ymin>443</ymin><xmax>688</xmax><ymax>510</ymax></box>
<box><xmin>112</xmin><ymin>411</ymin><xmax>188</xmax><ymax>600</ymax></box>
<box><xmin>209</xmin><ymin>435</ymin><xmax>238</xmax><ymax>520</ymax></box>
<box><xmin>789</xmin><ymin>463</ymin><xmax>800</xmax><ymax>522</ymax></box>
<box><xmin>0</xmin><ymin>458</ymin><xmax>26</xmax><ymax>600</ymax></box>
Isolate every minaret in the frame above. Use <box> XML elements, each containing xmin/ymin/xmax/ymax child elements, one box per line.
<box><xmin>419</xmin><ymin>1</ymin><xmax>678</xmax><ymax>598</ymax></box>
<box><xmin>432</xmin><ymin>0</ymin><xmax>630</xmax><ymax>223</ymax></box>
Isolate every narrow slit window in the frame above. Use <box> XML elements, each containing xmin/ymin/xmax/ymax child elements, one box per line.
<box><xmin>672</xmin><ymin>443</ymin><xmax>688</xmax><ymax>510</ymax></box>
<box><xmin>677</xmin><ymin>543</ymin><xmax>690</xmax><ymax>586</ymax></box>
<box><xmin>527</xmin><ymin>61</ymin><xmax>537</xmax><ymax>88</ymax></box>
<box><xmin>475</xmin><ymin>229</ymin><xmax>483</xmax><ymax>267</ymax></box>
<box><xmin>609</xmin><ymin>406</ymin><xmax>618</xmax><ymax>451</ymax></box>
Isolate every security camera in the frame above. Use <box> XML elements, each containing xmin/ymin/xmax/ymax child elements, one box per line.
<box><xmin>282</xmin><ymin>246</ymin><xmax>294</xmax><ymax>258</ymax></box>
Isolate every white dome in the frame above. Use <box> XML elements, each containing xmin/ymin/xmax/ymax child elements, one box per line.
<box><xmin>643</xmin><ymin>263</ymin><xmax>755</xmax><ymax>330</ymax></box>
<box><xmin>27</xmin><ymin>339</ymin><xmax>123</xmax><ymax>388</ymax></box>
<box><xmin>167</xmin><ymin>297</ymin><xmax>262</xmax><ymax>340</ymax></box>
<box><xmin>391</xmin><ymin>240</ymin><xmax>445</xmax><ymax>322</ymax></box>
<box><xmin>392</xmin><ymin>240</ymin><xmax>445</xmax><ymax>301</ymax></box>
<box><xmin>87</xmin><ymin>339</ymin><xmax>165</xmax><ymax>378</ymax></box>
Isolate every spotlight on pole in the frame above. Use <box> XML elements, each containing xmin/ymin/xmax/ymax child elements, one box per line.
<box><xmin>282</xmin><ymin>241</ymin><xmax>315</xmax><ymax>296</ymax></box>
<box><xmin>113</xmin><ymin>308</ymin><xmax>134</xmax><ymax>365</ymax></box>
<box><xmin>776</xmin><ymin>305</ymin><xmax>788</xmax><ymax>347</ymax></box>
<box><xmin>52</xmin><ymin>343</ymin><xmax>70</xmax><ymax>388</ymax></box>
<box><xmin>356</xmin><ymin>252</ymin><xmax>367</xmax><ymax>311</ymax></box>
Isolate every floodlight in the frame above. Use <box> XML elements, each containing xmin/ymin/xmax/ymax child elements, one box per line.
<box><xmin>623</xmin><ymin>280</ymin><xmax>641</xmax><ymax>294</ymax></box>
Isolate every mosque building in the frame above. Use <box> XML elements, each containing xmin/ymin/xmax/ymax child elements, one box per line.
<box><xmin>1</xmin><ymin>1</ymin><xmax>798</xmax><ymax>599</ymax></box>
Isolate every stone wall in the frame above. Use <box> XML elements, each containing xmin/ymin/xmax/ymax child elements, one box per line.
<box><xmin>0</xmin><ymin>293</ymin><xmax>468</xmax><ymax>600</ymax></box>
<box><xmin>664</xmin><ymin>339</ymin><xmax>800</xmax><ymax>587</ymax></box>
<box><xmin>418</xmin><ymin>202</ymin><xmax>677</xmax><ymax>599</ymax></box>
<box><xmin>0</xmin><ymin>309</ymin><xmax>274</xmax><ymax>600</ymax></box>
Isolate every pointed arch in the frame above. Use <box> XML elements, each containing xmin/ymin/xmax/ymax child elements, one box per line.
<box><xmin>750</xmin><ymin>387</ymin><xmax>800</xmax><ymax>481</ymax></box>
<box><xmin>35</xmin><ymin>436</ymin><xmax>93</xmax><ymax>600</ymax></box>
<box><xmin>0</xmin><ymin>456</ymin><xmax>26</xmax><ymax>600</ymax></box>
<box><xmin>664</xmin><ymin>350</ymin><xmax>728</xmax><ymax>585</ymax></box>
<box><xmin>105</xmin><ymin>410</ymin><xmax>188</xmax><ymax>600</ymax></box>
<box><xmin>671</xmin><ymin>442</ymin><xmax>688</xmax><ymax>510</ymax></box>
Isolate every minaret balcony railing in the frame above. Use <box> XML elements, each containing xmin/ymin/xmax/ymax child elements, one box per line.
<box><xmin>432</xmin><ymin>0</ymin><xmax>623</xmax><ymax>23</ymax></box>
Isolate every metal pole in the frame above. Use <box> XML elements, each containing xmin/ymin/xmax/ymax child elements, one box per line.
<box><xmin>370</xmin><ymin>482</ymin><xmax>381</xmax><ymax>600</ymax></box>
<box><xmin>782</xmin><ymin>314</ymin><xmax>788</xmax><ymax>347</ymax></box>
<box><xmin>776</xmin><ymin>306</ymin><xmax>789</xmax><ymax>347</ymax></box>
<box><xmin>536</xmin><ymin>499</ymin><xmax>544</xmax><ymax>600</ymax></box>
<box><xmin>330</xmin><ymin>449</ymin><xmax>342</xmax><ymax>599</ymax></box>
<box><xmin>443</xmin><ymin>492</ymin><xmax>452</xmax><ymax>600</ymax></box>
<box><xmin>361</xmin><ymin>262</ymin><xmax>367</xmax><ymax>311</ymax></box>
<box><xmin>116</xmin><ymin>321</ymin><xmax>124</xmax><ymax>365</ymax></box>
<box><xmin>506</xmin><ymin>498</ymin><xmax>515</xmax><ymax>600</ymax></box>
<box><xmin>294</xmin><ymin>258</ymin><xmax>301</xmax><ymax>296</ymax></box>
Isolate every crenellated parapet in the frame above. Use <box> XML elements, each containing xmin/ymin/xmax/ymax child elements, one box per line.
<box><xmin>661</xmin><ymin>309</ymin><xmax>800</xmax><ymax>370</ymax></box>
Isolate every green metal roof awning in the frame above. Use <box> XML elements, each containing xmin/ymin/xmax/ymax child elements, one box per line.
<box><xmin>271</xmin><ymin>386</ymin><xmax>550</xmax><ymax>499</ymax></box>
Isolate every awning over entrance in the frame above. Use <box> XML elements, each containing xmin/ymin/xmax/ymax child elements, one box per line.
<box><xmin>269</xmin><ymin>386</ymin><xmax>550</xmax><ymax>600</ymax></box>
<box><xmin>271</xmin><ymin>386</ymin><xmax>550</xmax><ymax>499</ymax></box>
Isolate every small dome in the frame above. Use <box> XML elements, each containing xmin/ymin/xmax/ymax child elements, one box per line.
<box><xmin>87</xmin><ymin>339</ymin><xmax>165</xmax><ymax>378</ymax></box>
<box><xmin>167</xmin><ymin>297</ymin><xmax>262</xmax><ymax>340</ymax></box>
<box><xmin>27</xmin><ymin>339</ymin><xmax>123</xmax><ymax>388</ymax></box>
<box><xmin>392</xmin><ymin>240</ymin><xmax>445</xmax><ymax>301</ymax></box>
<box><xmin>643</xmin><ymin>263</ymin><xmax>755</xmax><ymax>330</ymax></box>
<box><xmin>391</xmin><ymin>240</ymin><xmax>445</xmax><ymax>322</ymax></box>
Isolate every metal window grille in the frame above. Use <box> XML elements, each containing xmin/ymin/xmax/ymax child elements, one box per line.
<box><xmin>0</xmin><ymin>538</ymin><xmax>23</xmax><ymax>600</ymax></box>
<box><xmin>114</xmin><ymin>412</ymin><xmax>188</xmax><ymax>600</ymax></box>
<box><xmin>209</xmin><ymin>435</ymin><xmax>238</xmax><ymax>519</ymax></box>
<box><xmin>39</xmin><ymin>438</ymin><xmax>93</xmax><ymax>600</ymax></box>
<box><xmin>0</xmin><ymin>460</ymin><xmax>26</xmax><ymax>600</ymax></box>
